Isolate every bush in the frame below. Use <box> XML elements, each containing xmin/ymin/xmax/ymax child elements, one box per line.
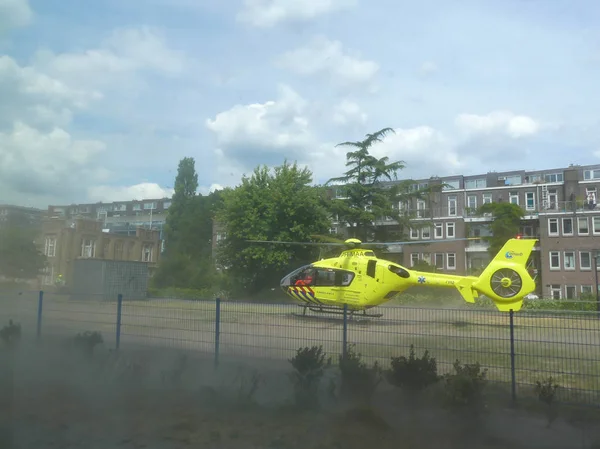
<box><xmin>387</xmin><ymin>344</ymin><xmax>439</xmax><ymax>397</ymax></box>
<box><xmin>288</xmin><ymin>345</ymin><xmax>331</xmax><ymax>409</ymax></box>
<box><xmin>0</xmin><ymin>319</ymin><xmax>21</xmax><ymax>348</ymax></box>
<box><xmin>442</xmin><ymin>360</ymin><xmax>488</xmax><ymax>410</ymax></box>
<box><xmin>338</xmin><ymin>344</ymin><xmax>382</xmax><ymax>404</ymax></box>
<box><xmin>534</xmin><ymin>376</ymin><xmax>560</xmax><ymax>427</ymax></box>
<box><xmin>72</xmin><ymin>331</ymin><xmax>103</xmax><ymax>358</ymax></box>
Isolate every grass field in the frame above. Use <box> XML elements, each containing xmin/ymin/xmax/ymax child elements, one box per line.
<box><xmin>1</xmin><ymin>290</ymin><xmax>599</xmax><ymax>404</ymax></box>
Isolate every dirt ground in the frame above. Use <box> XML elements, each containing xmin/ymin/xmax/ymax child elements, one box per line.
<box><xmin>2</xmin><ymin>337</ymin><xmax>600</xmax><ymax>449</ymax></box>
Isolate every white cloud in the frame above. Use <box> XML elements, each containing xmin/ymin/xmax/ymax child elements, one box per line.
<box><xmin>419</xmin><ymin>61</ymin><xmax>438</xmax><ymax>75</ymax></box>
<box><xmin>205</xmin><ymin>84</ymin><xmax>313</xmax><ymax>160</ymax></box>
<box><xmin>0</xmin><ymin>122</ymin><xmax>106</xmax><ymax>200</ymax></box>
<box><xmin>31</xmin><ymin>26</ymin><xmax>186</xmax><ymax>93</ymax></box>
<box><xmin>455</xmin><ymin>111</ymin><xmax>541</xmax><ymax>138</ymax></box>
<box><xmin>276</xmin><ymin>36</ymin><xmax>379</xmax><ymax>88</ymax></box>
<box><xmin>332</xmin><ymin>100</ymin><xmax>367</xmax><ymax>126</ymax></box>
<box><xmin>0</xmin><ymin>0</ymin><xmax>32</xmax><ymax>34</ymax></box>
<box><xmin>87</xmin><ymin>182</ymin><xmax>174</xmax><ymax>203</ymax></box>
<box><xmin>0</xmin><ymin>25</ymin><xmax>188</xmax><ymax>206</ymax></box>
<box><xmin>237</xmin><ymin>0</ymin><xmax>356</xmax><ymax>27</ymax></box>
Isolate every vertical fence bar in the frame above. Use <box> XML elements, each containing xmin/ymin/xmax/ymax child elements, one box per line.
<box><xmin>36</xmin><ymin>290</ymin><xmax>43</xmax><ymax>341</ymax></box>
<box><xmin>115</xmin><ymin>294</ymin><xmax>123</xmax><ymax>350</ymax></box>
<box><xmin>342</xmin><ymin>304</ymin><xmax>348</xmax><ymax>359</ymax></box>
<box><xmin>214</xmin><ymin>298</ymin><xmax>221</xmax><ymax>369</ymax></box>
<box><xmin>509</xmin><ymin>309</ymin><xmax>517</xmax><ymax>403</ymax></box>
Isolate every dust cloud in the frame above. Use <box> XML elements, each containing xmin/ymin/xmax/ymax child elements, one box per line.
<box><xmin>1</xmin><ymin>327</ymin><xmax>600</xmax><ymax>449</ymax></box>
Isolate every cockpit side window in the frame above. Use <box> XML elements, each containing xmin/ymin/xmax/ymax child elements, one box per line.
<box><xmin>313</xmin><ymin>268</ymin><xmax>355</xmax><ymax>286</ymax></box>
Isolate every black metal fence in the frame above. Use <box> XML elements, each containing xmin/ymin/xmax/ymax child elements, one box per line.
<box><xmin>1</xmin><ymin>290</ymin><xmax>599</xmax><ymax>405</ymax></box>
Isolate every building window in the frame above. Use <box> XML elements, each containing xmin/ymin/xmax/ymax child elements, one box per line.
<box><xmin>482</xmin><ymin>193</ymin><xmax>492</xmax><ymax>204</ymax></box>
<box><xmin>581</xmin><ymin>285</ymin><xmax>593</xmax><ymax>295</ymax></box>
<box><xmin>163</xmin><ymin>201</ymin><xmax>171</xmax><ymax>209</ymax></box>
<box><xmin>421</xmin><ymin>226</ymin><xmax>431</xmax><ymax>239</ymax></box>
<box><xmin>443</xmin><ymin>180</ymin><xmax>460</xmax><ymax>190</ymax></box>
<box><xmin>142</xmin><ymin>244</ymin><xmax>153</xmax><ymax>262</ymax></box>
<box><xmin>410</xmin><ymin>253</ymin><xmax>419</xmax><ymax>267</ymax></box>
<box><xmin>467</xmin><ymin>195</ymin><xmax>477</xmax><ymax>210</ymax></box>
<box><xmin>416</xmin><ymin>200</ymin><xmax>426</xmax><ymax>218</ymax></box>
<box><xmin>549</xmin><ymin>285</ymin><xmax>562</xmax><ymax>299</ymax></box>
<box><xmin>114</xmin><ymin>241</ymin><xmax>124</xmax><ymax>260</ymax></box>
<box><xmin>446</xmin><ymin>253</ymin><xmax>456</xmax><ymax>270</ymax></box>
<box><xmin>565</xmin><ymin>285</ymin><xmax>577</xmax><ymax>299</ymax></box>
<box><xmin>446</xmin><ymin>222</ymin><xmax>455</xmax><ymax>238</ymax></box>
<box><xmin>410</xmin><ymin>228</ymin><xmax>419</xmax><ymax>239</ymax></box>
<box><xmin>465</xmin><ymin>178</ymin><xmax>486</xmax><ymax>189</ymax></box>
<box><xmin>548</xmin><ymin>218</ymin><xmax>559</xmax><ymax>236</ymax></box>
<box><xmin>81</xmin><ymin>239</ymin><xmax>96</xmax><ymax>258</ymax></box>
<box><xmin>525</xmin><ymin>192</ymin><xmax>535</xmax><ymax>211</ymax></box>
<box><xmin>584</xmin><ymin>169</ymin><xmax>600</xmax><ymax>180</ymax></box>
<box><xmin>549</xmin><ymin>251</ymin><xmax>560</xmax><ymax>270</ymax></box>
<box><xmin>544</xmin><ymin>173</ymin><xmax>564</xmax><ymax>183</ymax></box>
<box><xmin>447</xmin><ymin>196</ymin><xmax>457</xmax><ymax>216</ymax></box>
<box><xmin>593</xmin><ymin>217</ymin><xmax>600</xmax><ymax>235</ymax></box>
<box><xmin>562</xmin><ymin>218</ymin><xmax>573</xmax><ymax>235</ymax></box>
<box><xmin>563</xmin><ymin>251</ymin><xmax>575</xmax><ymax>270</ymax></box>
<box><xmin>44</xmin><ymin>238</ymin><xmax>56</xmax><ymax>257</ymax></box>
<box><xmin>132</xmin><ymin>203</ymin><xmax>141</xmax><ymax>211</ymax></box>
<box><xmin>578</xmin><ymin>217</ymin><xmax>589</xmax><ymax>235</ymax></box>
<box><xmin>434</xmin><ymin>223</ymin><xmax>443</xmax><ymax>239</ymax></box>
<box><xmin>434</xmin><ymin>253</ymin><xmax>444</xmax><ymax>269</ymax></box>
<box><xmin>422</xmin><ymin>253</ymin><xmax>431</xmax><ymax>265</ymax></box>
<box><xmin>509</xmin><ymin>192</ymin><xmax>519</xmax><ymax>205</ymax></box>
<box><xmin>580</xmin><ymin>251</ymin><xmax>591</xmax><ymax>270</ymax></box>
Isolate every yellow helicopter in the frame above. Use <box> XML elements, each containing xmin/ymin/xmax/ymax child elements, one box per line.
<box><xmin>249</xmin><ymin>236</ymin><xmax>538</xmax><ymax>317</ymax></box>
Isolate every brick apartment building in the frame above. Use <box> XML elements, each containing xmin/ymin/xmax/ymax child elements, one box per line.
<box><xmin>47</xmin><ymin>197</ymin><xmax>171</xmax><ymax>253</ymax></box>
<box><xmin>212</xmin><ymin>163</ymin><xmax>600</xmax><ymax>300</ymax></box>
<box><xmin>39</xmin><ymin>217</ymin><xmax>161</xmax><ymax>289</ymax></box>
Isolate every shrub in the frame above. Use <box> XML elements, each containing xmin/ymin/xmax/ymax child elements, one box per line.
<box><xmin>442</xmin><ymin>360</ymin><xmax>488</xmax><ymax>410</ymax></box>
<box><xmin>0</xmin><ymin>319</ymin><xmax>21</xmax><ymax>348</ymax></box>
<box><xmin>338</xmin><ymin>344</ymin><xmax>382</xmax><ymax>404</ymax></box>
<box><xmin>534</xmin><ymin>376</ymin><xmax>560</xmax><ymax>427</ymax></box>
<box><xmin>73</xmin><ymin>331</ymin><xmax>103</xmax><ymax>358</ymax></box>
<box><xmin>387</xmin><ymin>345</ymin><xmax>439</xmax><ymax>397</ymax></box>
<box><xmin>288</xmin><ymin>345</ymin><xmax>331</xmax><ymax>409</ymax></box>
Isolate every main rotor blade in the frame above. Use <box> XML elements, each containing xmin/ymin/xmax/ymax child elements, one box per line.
<box><xmin>363</xmin><ymin>237</ymin><xmax>483</xmax><ymax>247</ymax></box>
<box><xmin>246</xmin><ymin>240</ymin><xmax>347</xmax><ymax>247</ymax></box>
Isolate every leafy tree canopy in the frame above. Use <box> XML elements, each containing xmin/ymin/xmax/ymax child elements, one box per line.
<box><xmin>326</xmin><ymin>127</ymin><xmax>435</xmax><ymax>242</ymax></box>
<box><xmin>477</xmin><ymin>202</ymin><xmax>525</xmax><ymax>255</ymax></box>
<box><xmin>153</xmin><ymin>157</ymin><xmax>224</xmax><ymax>290</ymax></box>
<box><xmin>0</xmin><ymin>227</ymin><xmax>47</xmax><ymax>280</ymax></box>
<box><xmin>216</xmin><ymin>161</ymin><xmax>331</xmax><ymax>294</ymax></box>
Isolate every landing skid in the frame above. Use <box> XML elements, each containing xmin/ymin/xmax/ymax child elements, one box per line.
<box><xmin>293</xmin><ymin>303</ymin><xmax>383</xmax><ymax>319</ymax></box>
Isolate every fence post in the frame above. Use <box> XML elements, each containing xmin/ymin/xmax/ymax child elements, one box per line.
<box><xmin>342</xmin><ymin>304</ymin><xmax>348</xmax><ymax>359</ymax></box>
<box><xmin>509</xmin><ymin>309</ymin><xmax>517</xmax><ymax>404</ymax></box>
<box><xmin>115</xmin><ymin>294</ymin><xmax>123</xmax><ymax>350</ymax></box>
<box><xmin>36</xmin><ymin>290</ymin><xmax>43</xmax><ymax>341</ymax></box>
<box><xmin>214</xmin><ymin>297</ymin><xmax>221</xmax><ymax>369</ymax></box>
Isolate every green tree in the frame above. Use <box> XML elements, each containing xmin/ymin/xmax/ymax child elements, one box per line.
<box><xmin>477</xmin><ymin>202</ymin><xmax>525</xmax><ymax>255</ymax></box>
<box><xmin>0</xmin><ymin>227</ymin><xmax>47</xmax><ymax>280</ymax></box>
<box><xmin>153</xmin><ymin>158</ymin><xmax>225</xmax><ymax>291</ymax></box>
<box><xmin>216</xmin><ymin>161</ymin><xmax>331</xmax><ymax>295</ymax></box>
<box><xmin>327</xmin><ymin>128</ymin><xmax>434</xmax><ymax>242</ymax></box>
<box><xmin>162</xmin><ymin>157</ymin><xmax>199</xmax><ymax>255</ymax></box>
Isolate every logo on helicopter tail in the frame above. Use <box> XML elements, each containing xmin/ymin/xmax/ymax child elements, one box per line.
<box><xmin>505</xmin><ymin>251</ymin><xmax>524</xmax><ymax>259</ymax></box>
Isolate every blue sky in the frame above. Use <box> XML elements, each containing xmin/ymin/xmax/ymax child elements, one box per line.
<box><xmin>1</xmin><ymin>0</ymin><xmax>599</xmax><ymax>207</ymax></box>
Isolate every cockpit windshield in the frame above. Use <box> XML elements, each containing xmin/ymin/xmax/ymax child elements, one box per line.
<box><xmin>280</xmin><ymin>265</ymin><xmax>355</xmax><ymax>288</ymax></box>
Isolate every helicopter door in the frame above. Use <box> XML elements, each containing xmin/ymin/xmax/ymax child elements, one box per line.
<box><xmin>366</xmin><ymin>260</ymin><xmax>377</xmax><ymax>278</ymax></box>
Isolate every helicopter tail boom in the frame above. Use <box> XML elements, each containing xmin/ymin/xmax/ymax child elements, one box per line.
<box><xmin>407</xmin><ymin>238</ymin><xmax>537</xmax><ymax>312</ymax></box>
